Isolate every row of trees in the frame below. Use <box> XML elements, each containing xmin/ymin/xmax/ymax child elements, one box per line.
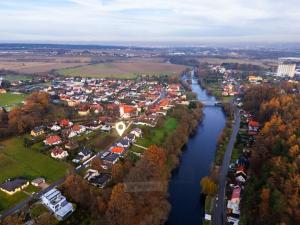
<box><xmin>240</xmin><ymin>86</ymin><xmax>300</xmax><ymax>225</ymax></box>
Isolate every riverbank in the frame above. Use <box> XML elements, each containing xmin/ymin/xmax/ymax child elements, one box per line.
<box><xmin>196</xmin><ymin>77</ymin><xmax>237</xmax><ymax>225</ymax></box>
<box><xmin>167</xmin><ymin>74</ymin><xmax>226</xmax><ymax>225</ymax></box>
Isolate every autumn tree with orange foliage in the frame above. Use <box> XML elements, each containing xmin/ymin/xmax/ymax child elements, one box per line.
<box><xmin>240</xmin><ymin>88</ymin><xmax>300</xmax><ymax>225</ymax></box>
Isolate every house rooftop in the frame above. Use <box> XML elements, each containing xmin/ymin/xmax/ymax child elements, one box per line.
<box><xmin>0</xmin><ymin>178</ymin><xmax>28</xmax><ymax>192</ymax></box>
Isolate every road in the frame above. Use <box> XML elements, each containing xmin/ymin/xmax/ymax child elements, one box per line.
<box><xmin>213</xmin><ymin>106</ymin><xmax>240</xmax><ymax>225</ymax></box>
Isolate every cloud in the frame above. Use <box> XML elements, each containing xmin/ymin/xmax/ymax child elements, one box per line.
<box><xmin>0</xmin><ymin>0</ymin><xmax>299</xmax><ymax>43</ymax></box>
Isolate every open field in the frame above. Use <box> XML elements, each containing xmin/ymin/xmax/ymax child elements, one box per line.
<box><xmin>0</xmin><ymin>61</ymin><xmax>89</xmax><ymax>74</ymax></box>
<box><xmin>57</xmin><ymin>62</ymin><xmax>187</xmax><ymax>78</ymax></box>
<box><xmin>1</xmin><ymin>74</ymin><xmax>33</xmax><ymax>82</ymax></box>
<box><xmin>197</xmin><ymin>57</ymin><xmax>277</xmax><ymax>68</ymax></box>
<box><xmin>0</xmin><ymin>92</ymin><xmax>27</xmax><ymax>107</ymax></box>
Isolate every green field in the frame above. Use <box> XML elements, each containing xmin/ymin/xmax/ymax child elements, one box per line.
<box><xmin>57</xmin><ymin>62</ymin><xmax>186</xmax><ymax>79</ymax></box>
<box><xmin>0</xmin><ymin>92</ymin><xmax>27</xmax><ymax>107</ymax></box>
<box><xmin>136</xmin><ymin>117</ymin><xmax>178</xmax><ymax>147</ymax></box>
<box><xmin>2</xmin><ymin>74</ymin><xmax>32</xmax><ymax>82</ymax></box>
<box><xmin>0</xmin><ymin>137</ymin><xmax>70</xmax><ymax>212</ymax></box>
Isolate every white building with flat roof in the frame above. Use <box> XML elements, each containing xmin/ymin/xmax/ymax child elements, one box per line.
<box><xmin>277</xmin><ymin>63</ymin><xmax>296</xmax><ymax>77</ymax></box>
<box><xmin>41</xmin><ymin>188</ymin><xmax>74</xmax><ymax>220</ymax></box>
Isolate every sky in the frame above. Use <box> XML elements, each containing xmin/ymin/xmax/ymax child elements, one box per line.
<box><xmin>0</xmin><ymin>0</ymin><xmax>300</xmax><ymax>44</ymax></box>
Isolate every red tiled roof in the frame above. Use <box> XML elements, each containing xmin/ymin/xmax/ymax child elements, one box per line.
<box><xmin>46</xmin><ymin>135</ymin><xmax>61</xmax><ymax>144</ymax></box>
<box><xmin>71</xmin><ymin>125</ymin><xmax>81</xmax><ymax>132</ymax></box>
<box><xmin>249</xmin><ymin>120</ymin><xmax>259</xmax><ymax>127</ymax></box>
<box><xmin>231</xmin><ymin>187</ymin><xmax>241</xmax><ymax>200</ymax></box>
<box><xmin>111</xmin><ymin>147</ymin><xmax>125</xmax><ymax>154</ymax></box>
<box><xmin>121</xmin><ymin>105</ymin><xmax>136</xmax><ymax>113</ymax></box>
<box><xmin>51</xmin><ymin>147</ymin><xmax>64</xmax><ymax>155</ymax></box>
<box><xmin>60</xmin><ymin>119</ymin><xmax>70</xmax><ymax>127</ymax></box>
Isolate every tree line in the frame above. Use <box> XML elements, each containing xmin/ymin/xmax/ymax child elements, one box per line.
<box><xmin>240</xmin><ymin>85</ymin><xmax>300</xmax><ymax>225</ymax></box>
<box><xmin>0</xmin><ymin>92</ymin><xmax>68</xmax><ymax>138</ymax></box>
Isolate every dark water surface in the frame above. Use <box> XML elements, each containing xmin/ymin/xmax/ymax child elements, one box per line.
<box><xmin>167</xmin><ymin>77</ymin><xmax>226</xmax><ymax>225</ymax></box>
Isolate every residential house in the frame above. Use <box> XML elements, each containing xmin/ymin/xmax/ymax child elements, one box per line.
<box><xmin>125</xmin><ymin>133</ymin><xmax>136</xmax><ymax>143</ymax></box>
<box><xmin>72</xmin><ymin>148</ymin><xmax>92</xmax><ymax>163</ymax></box>
<box><xmin>31</xmin><ymin>178</ymin><xmax>45</xmax><ymax>187</ymax></box>
<box><xmin>101</xmin><ymin>124</ymin><xmax>111</xmax><ymax>132</ymax></box>
<box><xmin>78</xmin><ymin>105</ymin><xmax>90</xmax><ymax>116</ymax></box>
<box><xmin>0</xmin><ymin>178</ymin><xmax>29</xmax><ymax>195</ymax></box>
<box><xmin>69</xmin><ymin>125</ymin><xmax>86</xmax><ymax>138</ymax></box>
<box><xmin>44</xmin><ymin>135</ymin><xmax>62</xmax><ymax>146</ymax></box>
<box><xmin>103</xmin><ymin>153</ymin><xmax>119</xmax><ymax>166</ymax></box>
<box><xmin>51</xmin><ymin>147</ymin><xmax>68</xmax><ymax>159</ymax></box>
<box><xmin>60</xmin><ymin>119</ymin><xmax>72</xmax><ymax>127</ymax></box>
<box><xmin>116</xmin><ymin>139</ymin><xmax>130</xmax><ymax>149</ymax></box>
<box><xmin>248</xmin><ymin>120</ymin><xmax>260</xmax><ymax>135</ymax></box>
<box><xmin>41</xmin><ymin>188</ymin><xmax>74</xmax><ymax>221</ymax></box>
<box><xmin>130</xmin><ymin>128</ymin><xmax>142</xmax><ymax>138</ymax></box>
<box><xmin>119</xmin><ymin>104</ymin><xmax>137</xmax><ymax>118</ymax></box>
<box><xmin>110</xmin><ymin>146</ymin><xmax>125</xmax><ymax>155</ymax></box>
<box><xmin>31</xmin><ymin>126</ymin><xmax>45</xmax><ymax>137</ymax></box>
<box><xmin>235</xmin><ymin>166</ymin><xmax>247</xmax><ymax>183</ymax></box>
<box><xmin>51</xmin><ymin>124</ymin><xmax>61</xmax><ymax>132</ymax></box>
<box><xmin>227</xmin><ymin>186</ymin><xmax>241</xmax><ymax>215</ymax></box>
<box><xmin>84</xmin><ymin>169</ymin><xmax>111</xmax><ymax>188</ymax></box>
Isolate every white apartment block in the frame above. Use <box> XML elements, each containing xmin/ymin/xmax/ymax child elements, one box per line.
<box><xmin>41</xmin><ymin>188</ymin><xmax>74</xmax><ymax>220</ymax></box>
<box><xmin>277</xmin><ymin>63</ymin><xmax>296</xmax><ymax>77</ymax></box>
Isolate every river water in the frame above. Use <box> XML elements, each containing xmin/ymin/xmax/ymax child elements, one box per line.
<box><xmin>167</xmin><ymin>76</ymin><xmax>226</xmax><ymax>225</ymax></box>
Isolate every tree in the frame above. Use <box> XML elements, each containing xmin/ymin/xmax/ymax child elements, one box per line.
<box><xmin>112</xmin><ymin>162</ymin><xmax>125</xmax><ymax>182</ymax></box>
<box><xmin>106</xmin><ymin>184</ymin><xmax>135</xmax><ymax>225</ymax></box>
<box><xmin>200</xmin><ymin>176</ymin><xmax>218</xmax><ymax>196</ymax></box>
<box><xmin>91</xmin><ymin>157</ymin><xmax>103</xmax><ymax>171</ymax></box>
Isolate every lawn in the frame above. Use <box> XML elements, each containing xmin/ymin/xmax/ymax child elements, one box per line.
<box><xmin>0</xmin><ymin>137</ymin><xmax>70</xmax><ymax>212</ymax></box>
<box><xmin>136</xmin><ymin>117</ymin><xmax>178</xmax><ymax>148</ymax></box>
<box><xmin>0</xmin><ymin>184</ymin><xmax>41</xmax><ymax>212</ymax></box>
<box><xmin>0</xmin><ymin>137</ymin><xmax>69</xmax><ymax>184</ymax></box>
<box><xmin>0</xmin><ymin>190</ymin><xmax>27</xmax><ymax>212</ymax></box>
<box><xmin>57</xmin><ymin>62</ymin><xmax>186</xmax><ymax>79</ymax></box>
<box><xmin>0</xmin><ymin>92</ymin><xmax>27</xmax><ymax>107</ymax></box>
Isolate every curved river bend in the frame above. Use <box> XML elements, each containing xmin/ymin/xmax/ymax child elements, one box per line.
<box><xmin>167</xmin><ymin>76</ymin><xmax>226</xmax><ymax>225</ymax></box>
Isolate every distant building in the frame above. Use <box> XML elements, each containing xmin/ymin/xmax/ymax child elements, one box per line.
<box><xmin>277</xmin><ymin>63</ymin><xmax>296</xmax><ymax>77</ymax></box>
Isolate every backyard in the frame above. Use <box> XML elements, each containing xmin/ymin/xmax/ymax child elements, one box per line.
<box><xmin>134</xmin><ymin>117</ymin><xmax>178</xmax><ymax>150</ymax></box>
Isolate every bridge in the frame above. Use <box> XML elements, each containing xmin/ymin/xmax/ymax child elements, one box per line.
<box><xmin>190</xmin><ymin>100</ymin><xmax>221</xmax><ymax>107</ymax></box>
<box><xmin>201</xmin><ymin>101</ymin><xmax>222</xmax><ymax>107</ymax></box>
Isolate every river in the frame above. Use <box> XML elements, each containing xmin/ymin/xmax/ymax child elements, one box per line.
<box><xmin>167</xmin><ymin>75</ymin><xmax>226</xmax><ymax>225</ymax></box>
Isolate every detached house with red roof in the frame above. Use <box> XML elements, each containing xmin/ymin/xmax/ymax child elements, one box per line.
<box><xmin>68</xmin><ymin>125</ymin><xmax>86</xmax><ymax>138</ymax></box>
<box><xmin>248</xmin><ymin>120</ymin><xmax>260</xmax><ymax>135</ymax></box>
<box><xmin>110</xmin><ymin>146</ymin><xmax>125</xmax><ymax>155</ymax></box>
<box><xmin>119</xmin><ymin>105</ymin><xmax>138</xmax><ymax>119</ymax></box>
<box><xmin>51</xmin><ymin>147</ymin><xmax>68</xmax><ymax>159</ymax></box>
<box><xmin>60</xmin><ymin>119</ymin><xmax>73</xmax><ymax>127</ymax></box>
<box><xmin>44</xmin><ymin>135</ymin><xmax>62</xmax><ymax>146</ymax></box>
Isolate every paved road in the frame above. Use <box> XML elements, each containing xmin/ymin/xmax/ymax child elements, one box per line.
<box><xmin>213</xmin><ymin>106</ymin><xmax>240</xmax><ymax>225</ymax></box>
